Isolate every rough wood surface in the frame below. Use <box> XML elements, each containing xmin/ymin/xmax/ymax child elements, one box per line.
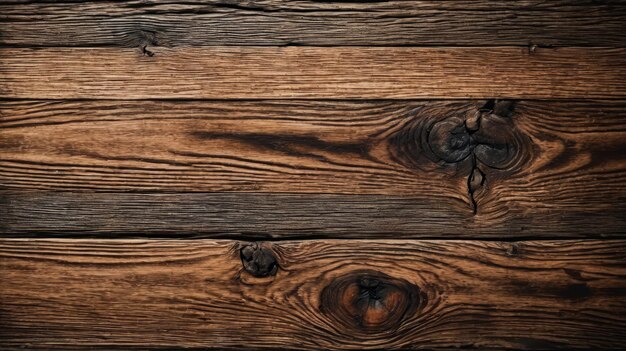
<box><xmin>2</xmin><ymin>1</ymin><xmax>626</xmax><ymax>350</ymax></box>
<box><xmin>0</xmin><ymin>239</ymin><xmax>625</xmax><ymax>350</ymax></box>
<box><xmin>1</xmin><ymin>47</ymin><xmax>624</xmax><ymax>99</ymax></box>
<box><xmin>2</xmin><ymin>100</ymin><xmax>625</xmax><ymax>236</ymax></box>
<box><xmin>1</xmin><ymin>1</ymin><xmax>625</xmax><ymax>47</ymax></box>
<box><xmin>0</xmin><ymin>191</ymin><xmax>623</xmax><ymax>239</ymax></box>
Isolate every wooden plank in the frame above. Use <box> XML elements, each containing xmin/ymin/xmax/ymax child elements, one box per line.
<box><xmin>2</xmin><ymin>191</ymin><xmax>625</xmax><ymax>239</ymax></box>
<box><xmin>1</xmin><ymin>239</ymin><xmax>625</xmax><ymax>350</ymax></box>
<box><xmin>1</xmin><ymin>1</ymin><xmax>625</xmax><ymax>47</ymax></box>
<box><xmin>1</xmin><ymin>99</ymin><xmax>625</xmax><ymax>237</ymax></box>
<box><xmin>1</xmin><ymin>47</ymin><xmax>624</xmax><ymax>99</ymax></box>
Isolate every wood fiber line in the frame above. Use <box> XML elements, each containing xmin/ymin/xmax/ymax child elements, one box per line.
<box><xmin>0</xmin><ymin>239</ymin><xmax>625</xmax><ymax>350</ymax></box>
<box><xmin>1</xmin><ymin>47</ymin><xmax>625</xmax><ymax>99</ymax></box>
<box><xmin>1</xmin><ymin>100</ymin><xmax>625</xmax><ymax>237</ymax></box>
<box><xmin>1</xmin><ymin>1</ymin><xmax>625</xmax><ymax>47</ymax></box>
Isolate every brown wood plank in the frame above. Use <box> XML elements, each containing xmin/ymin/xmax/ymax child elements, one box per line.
<box><xmin>1</xmin><ymin>99</ymin><xmax>625</xmax><ymax>237</ymax></box>
<box><xmin>1</xmin><ymin>1</ymin><xmax>625</xmax><ymax>47</ymax></box>
<box><xmin>1</xmin><ymin>47</ymin><xmax>624</xmax><ymax>99</ymax></box>
<box><xmin>1</xmin><ymin>239</ymin><xmax>625</xmax><ymax>350</ymax></box>
<box><xmin>2</xmin><ymin>191</ymin><xmax>625</xmax><ymax>239</ymax></box>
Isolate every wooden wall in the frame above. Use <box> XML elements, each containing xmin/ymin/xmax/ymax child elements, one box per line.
<box><xmin>1</xmin><ymin>1</ymin><xmax>626</xmax><ymax>349</ymax></box>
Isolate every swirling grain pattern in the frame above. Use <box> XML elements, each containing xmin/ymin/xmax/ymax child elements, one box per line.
<box><xmin>0</xmin><ymin>239</ymin><xmax>625</xmax><ymax>350</ymax></box>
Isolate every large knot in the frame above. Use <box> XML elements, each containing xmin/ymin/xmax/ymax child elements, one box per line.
<box><xmin>427</xmin><ymin>100</ymin><xmax>518</xmax><ymax>168</ymax></box>
<box><xmin>320</xmin><ymin>270</ymin><xmax>421</xmax><ymax>332</ymax></box>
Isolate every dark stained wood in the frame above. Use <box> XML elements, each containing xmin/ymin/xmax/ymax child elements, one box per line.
<box><xmin>2</xmin><ymin>192</ymin><xmax>626</xmax><ymax>238</ymax></box>
<box><xmin>1</xmin><ymin>239</ymin><xmax>625</xmax><ymax>350</ymax></box>
<box><xmin>1</xmin><ymin>47</ymin><xmax>625</xmax><ymax>99</ymax></box>
<box><xmin>1</xmin><ymin>1</ymin><xmax>626</xmax><ymax>47</ymax></box>
<box><xmin>1</xmin><ymin>100</ymin><xmax>625</xmax><ymax>237</ymax></box>
<box><xmin>2</xmin><ymin>1</ymin><xmax>626</xmax><ymax>350</ymax></box>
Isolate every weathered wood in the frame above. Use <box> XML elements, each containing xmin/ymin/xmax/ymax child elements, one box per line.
<box><xmin>1</xmin><ymin>1</ymin><xmax>625</xmax><ymax>47</ymax></box>
<box><xmin>1</xmin><ymin>47</ymin><xmax>624</xmax><ymax>99</ymax></box>
<box><xmin>2</xmin><ymin>191</ymin><xmax>626</xmax><ymax>238</ymax></box>
<box><xmin>1</xmin><ymin>100</ymin><xmax>625</xmax><ymax>236</ymax></box>
<box><xmin>1</xmin><ymin>2</ymin><xmax>625</xmax><ymax>350</ymax></box>
<box><xmin>0</xmin><ymin>239</ymin><xmax>625</xmax><ymax>350</ymax></box>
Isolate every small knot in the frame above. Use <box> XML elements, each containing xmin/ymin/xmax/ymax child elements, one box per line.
<box><xmin>506</xmin><ymin>243</ymin><xmax>520</xmax><ymax>256</ymax></box>
<box><xmin>240</xmin><ymin>243</ymin><xmax>278</xmax><ymax>277</ymax></box>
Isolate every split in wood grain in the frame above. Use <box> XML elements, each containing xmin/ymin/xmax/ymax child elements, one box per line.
<box><xmin>1</xmin><ymin>1</ymin><xmax>626</xmax><ymax>47</ymax></box>
<box><xmin>391</xmin><ymin>99</ymin><xmax>529</xmax><ymax>214</ymax></box>
<box><xmin>1</xmin><ymin>239</ymin><xmax>625</xmax><ymax>350</ymax></box>
<box><xmin>1</xmin><ymin>47</ymin><xmax>625</xmax><ymax>99</ymax></box>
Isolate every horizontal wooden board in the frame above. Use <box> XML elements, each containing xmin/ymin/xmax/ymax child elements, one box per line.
<box><xmin>1</xmin><ymin>1</ymin><xmax>626</xmax><ymax>47</ymax></box>
<box><xmin>1</xmin><ymin>100</ymin><xmax>625</xmax><ymax>237</ymax></box>
<box><xmin>1</xmin><ymin>239</ymin><xmax>625</xmax><ymax>350</ymax></box>
<box><xmin>2</xmin><ymin>192</ymin><xmax>626</xmax><ymax>238</ymax></box>
<box><xmin>1</xmin><ymin>47</ymin><xmax>625</xmax><ymax>99</ymax></box>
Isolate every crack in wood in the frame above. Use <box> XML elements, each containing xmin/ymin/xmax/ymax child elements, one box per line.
<box><xmin>468</xmin><ymin>155</ymin><xmax>485</xmax><ymax>214</ymax></box>
<box><xmin>425</xmin><ymin>99</ymin><xmax>520</xmax><ymax>213</ymax></box>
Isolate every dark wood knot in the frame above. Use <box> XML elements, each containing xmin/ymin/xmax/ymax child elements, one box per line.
<box><xmin>240</xmin><ymin>242</ymin><xmax>278</xmax><ymax>277</ymax></box>
<box><xmin>428</xmin><ymin>116</ymin><xmax>472</xmax><ymax>163</ymax></box>
<box><xmin>427</xmin><ymin>100</ymin><xmax>518</xmax><ymax>168</ymax></box>
<box><xmin>422</xmin><ymin>100</ymin><xmax>529</xmax><ymax>213</ymax></box>
<box><xmin>320</xmin><ymin>270</ymin><xmax>421</xmax><ymax>332</ymax></box>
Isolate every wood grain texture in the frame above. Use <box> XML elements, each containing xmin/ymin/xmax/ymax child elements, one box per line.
<box><xmin>2</xmin><ymin>1</ymin><xmax>626</xmax><ymax>47</ymax></box>
<box><xmin>1</xmin><ymin>239</ymin><xmax>625</xmax><ymax>350</ymax></box>
<box><xmin>1</xmin><ymin>100</ymin><xmax>625</xmax><ymax>237</ymax></box>
<box><xmin>1</xmin><ymin>47</ymin><xmax>625</xmax><ymax>99</ymax></box>
<box><xmin>2</xmin><ymin>191</ymin><xmax>626</xmax><ymax>239</ymax></box>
